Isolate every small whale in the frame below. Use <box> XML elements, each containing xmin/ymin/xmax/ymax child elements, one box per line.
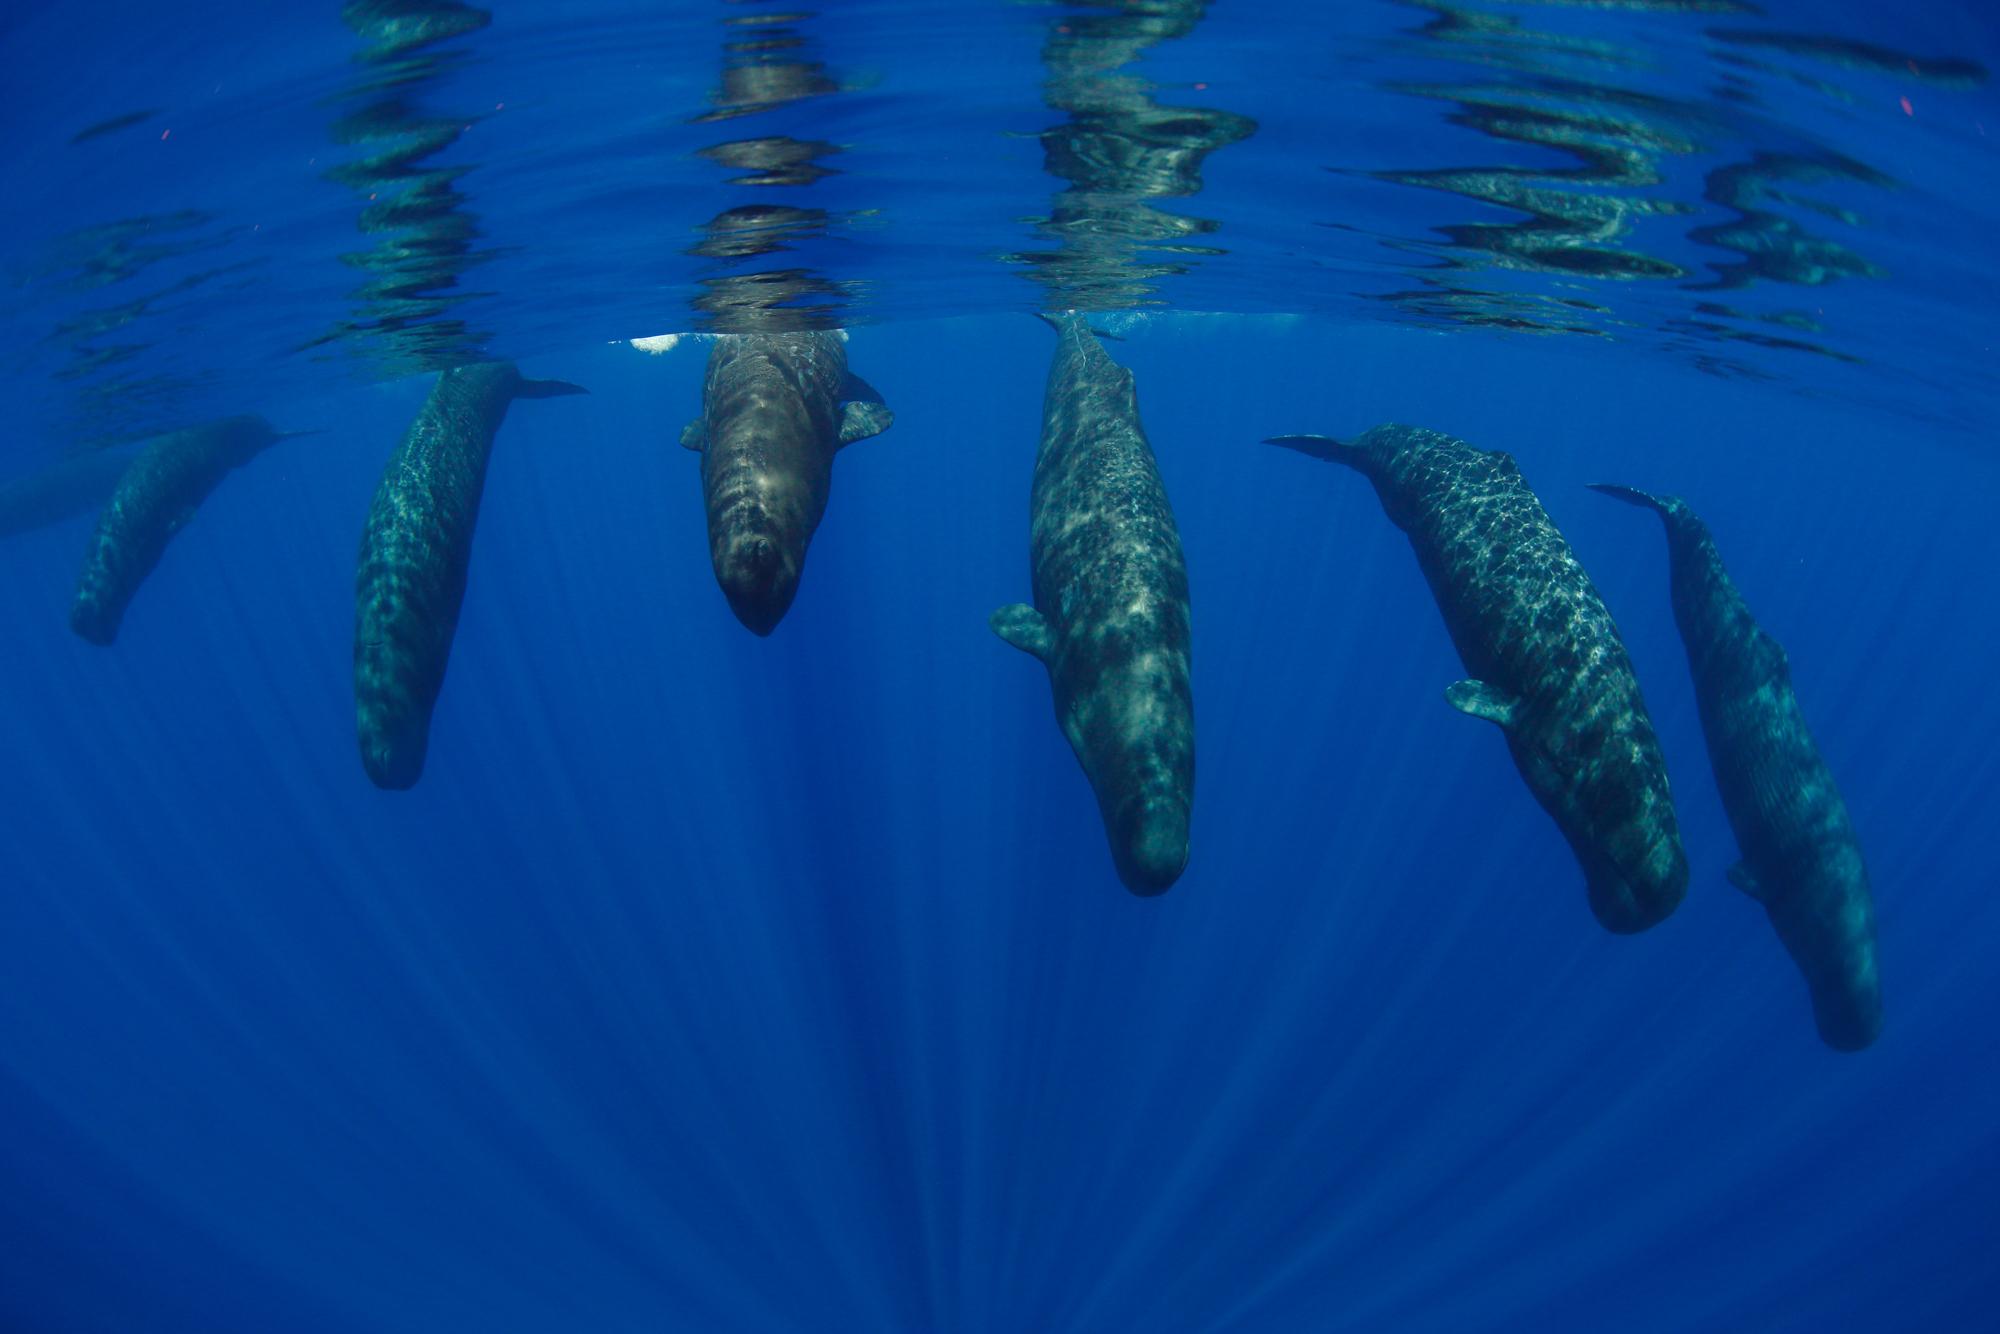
<box><xmin>678</xmin><ymin>331</ymin><xmax>893</xmax><ymax>635</ymax></box>
<box><xmin>1</xmin><ymin>448</ymin><xmax>137</xmax><ymax>542</ymax></box>
<box><xmin>993</xmin><ymin>315</ymin><xmax>1193</xmax><ymax>895</ymax></box>
<box><xmin>70</xmin><ymin>417</ymin><xmax>297</xmax><ymax>645</ymax></box>
<box><xmin>355</xmin><ymin>362</ymin><xmax>583</xmax><ymax>789</ymax></box>
<box><xmin>1268</xmin><ymin>427</ymin><xmax>1686</xmax><ymax>933</ymax></box>
<box><xmin>1592</xmin><ymin>484</ymin><xmax>1882</xmax><ymax>1050</ymax></box>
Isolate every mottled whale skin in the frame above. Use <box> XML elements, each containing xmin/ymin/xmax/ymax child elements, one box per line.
<box><xmin>1268</xmin><ymin>426</ymin><xmax>1686</xmax><ymax>933</ymax></box>
<box><xmin>1593</xmin><ymin>484</ymin><xmax>1881</xmax><ymax>1050</ymax></box>
<box><xmin>1</xmin><ymin>448</ymin><xmax>136</xmax><ymax>542</ymax></box>
<box><xmin>355</xmin><ymin>362</ymin><xmax>583</xmax><ymax>789</ymax></box>
<box><xmin>992</xmin><ymin>315</ymin><xmax>1193</xmax><ymax>895</ymax></box>
<box><xmin>679</xmin><ymin>332</ymin><xmax>893</xmax><ymax>635</ymax></box>
<box><xmin>70</xmin><ymin>417</ymin><xmax>287</xmax><ymax>645</ymax></box>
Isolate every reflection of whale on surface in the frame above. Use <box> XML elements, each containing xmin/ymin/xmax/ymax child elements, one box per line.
<box><xmin>71</xmin><ymin>417</ymin><xmax>301</xmax><ymax>646</ymax></box>
<box><xmin>1592</xmin><ymin>483</ymin><xmax>1881</xmax><ymax>1050</ymax></box>
<box><xmin>993</xmin><ymin>315</ymin><xmax>1193</xmax><ymax>895</ymax></box>
<box><xmin>0</xmin><ymin>448</ymin><xmax>138</xmax><ymax>541</ymax></box>
<box><xmin>355</xmin><ymin>362</ymin><xmax>584</xmax><ymax>789</ymax></box>
<box><xmin>1267</xmin><ymin>426</ymin><xmax>1687</xmax><ymax>933</ymax></box>
<box><xmin>679</xmin><ymin>332</ymin><xmax>892</xmax><ymax>636</ymax></box>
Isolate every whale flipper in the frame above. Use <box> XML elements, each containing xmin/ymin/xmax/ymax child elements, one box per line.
<box><xmin>680</xmin><ymin>420</ymin><xmax>706</xmax><ymax>452</ymax></box>
<box><xmin>516</xmin><ymin>377</ymin><xmax>587</xmax><ymax>399</ymax></box>
<box><xmin>990</xmin><ymin>603</ymin><xmax>1052</xmax><ymax>661</ymax></box>
<box><xmin>841</xmin><ymin>371</ymin><xmax>886</xmax><ymax>405</ymax></box>
<box><xmin>1446</xmin><ymin>679</ymin><xmax>1519</xmax><ymax>728</ymax></box>
<box><xmin>838</xmin><ymin>400</ymin><xmax>894</xmax><ymax>447</ymax></box>
<box><xmin>1264</xmin><ymin>434</ymin><xmax>1360</xmax><ymax>467</ymax></box>
<box><xmin>1728</xmin><ymin>861</ymin><xmax>1766</xmax><ymax>900</ymax></box>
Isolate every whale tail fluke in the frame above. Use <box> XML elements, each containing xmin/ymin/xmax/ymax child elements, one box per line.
<box><xmin>1034</xmin><ymin>312</ymin><xmax>1124</xmax><ymax>342</ymax></box>
<box><xmin>1587</xmin><ymin>482</ymin><xmax>1667</xmax><ymax>511</ymax></box>
<box><xmin>516</xmin><ymin>377</ymin><xmax>587</xmax><ymax>399</ymax></box>
<box><xmin>1588</xmin><ymin>483</ymin><xmax>1698</xmax><ymax>528</ymax></box>
<box><xmin>1264</xmin><ymin>434</ymin><xmax>1362</xmax><ymax>468</ymax></box>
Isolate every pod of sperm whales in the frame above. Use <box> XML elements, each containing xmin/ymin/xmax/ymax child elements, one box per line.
<box><xmin>0</xmin><ymin>447</ymin><xmax>137</xmax><ymax>541</ymax></box>
<box><xmin>992</xmin><ymin>315</ymin><xmax>1193</xmax><ymax>895</ymax></box>
<box><xmin>355</xmin><ymin>362</ymin><xmax>583</xmax><ymax>790</ymax></box>
<box><xmin>1592</xmin><ymin>484</ymin><xmax>1881</xmax><ymax>1049</ymax></box>
<box><xmin>1267</xmin><ymin>426</ymin><xmax>1686</xmax><ymax>932</ymax></box>
<box><xmin>70</xmin><ymin>417</ymin><xmax>292</xmax><ymax>645</ymax></box>
<box><xmin>679</xmin><ymin>331</ymin><xmax>892</xmax><ymax>635</ymax></box>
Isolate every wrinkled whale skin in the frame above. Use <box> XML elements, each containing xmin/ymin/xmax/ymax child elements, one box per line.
<box><xmin>992</xmin><ymin>316</ymin><xmax>1193</xmax><ymax>895</ymax></box>
<box><xmin>1593</xmin><ymin>484</ymin><xmax>1881</xmax><ymax>1050</ymax></box>
<box><xmin>355</xmin><ymin>362</ymin><xmax>582</xmax><ymax>789</ymax></box>
<box><xmin>1269</xmin><ymin>425</ymin><xmax>1687</xmax><ymax>933</ymax></box>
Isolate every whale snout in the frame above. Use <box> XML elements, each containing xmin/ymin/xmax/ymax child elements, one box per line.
<box><xmin>1583</xmin><ymin>827</ymin><xmax>1688</xmax><ymax>934</ymax></box>
<box><xmin>715</xmin><ymin>533</ymin><xmax>800</xmax><ymax>636</ymax></box>
<box><xmin>1810</xmin><ymin>979</ymin><xmax>1883</xmax><ymax>1052</ymax></box>
<box><xmin>1110</xmin><ymin>800</ymin><xmax>1190</xmax><ymax>896</ymax></box>
<box><xmin>358</xmin><ymin>727</ymin><xmax>424</xmax><ymax>791</ymax></box>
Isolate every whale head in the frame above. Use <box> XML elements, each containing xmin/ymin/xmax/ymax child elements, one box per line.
<box><xmin>1108</xmin><ymin>792</ymin><xmax>1190</xmax><ymax>896</ymax></box>
<box><xmin>712</xmin><ymin>525</ymin><xmax>801</xmax><ymax>636</ymax></box>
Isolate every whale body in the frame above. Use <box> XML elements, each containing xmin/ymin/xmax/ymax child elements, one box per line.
<box><xmin>679</xmin><ymin>331</ymin><xmax>892</xmax><ymax>635</ymax></box>
<box><xmin>355</xmin><ymin>362</ymin><xmax>583</xmax><ymax>789</ymax></box>
<box><xmin>1592</xmin><ymin>484</ymin><xmax>1881</xmax><ymax>1050</ymax></box>
<box><xmin>70</xmin><ymin>417</ymin><xmax>287</xmax><ymax>645</ymax></box>
<box><xmin>993</xmin><ymin>315</ymin><xmax>1193</xmax><ymax>895</ymax></box>
<box><xmin>1269</xmin><ymin>426</ymin><xmax>1687</xmax><ymax>933</ymax></box>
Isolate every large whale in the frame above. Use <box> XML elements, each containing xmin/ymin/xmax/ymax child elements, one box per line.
<box><xmin>355</xmin><ymin>361</ymin><xmax>583</xmax><ymax>789</ymax></box>
<box><xmin>992</xmin><ymin>315</ymin><xmax>1193</xmax><ymax>895</ymax></box>
<box><xmin>70</xmin><ymin>417</ymin><xmax>294</xmax><ymax>645</ymax></box>
<box><xmin>1592</xmin><ymin>484</ymin><xmax>1881</xmax><ymax>1049</ymax></box>
<box><xmin>679</xmin><ymin>331</ymin><xmax>892</xmax><ymax>635</ymax></box>
<box><xmin>1</xmin><ymin>447</ymin><xmax>137</xmax><ymax>542</ymax></box>
<box><xmin>1267</xmin><ymin>426</ymin><xmax>1686</xmax><ymax>933</ymax></box>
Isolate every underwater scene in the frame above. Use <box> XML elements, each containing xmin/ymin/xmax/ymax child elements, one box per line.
<box><xmin>3</xmin><ymin>0</ymin><xmax>1997</xmax><ymax>1329</ymax></box>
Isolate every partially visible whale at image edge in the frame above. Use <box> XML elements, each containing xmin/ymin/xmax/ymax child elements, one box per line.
<box><xmin>994</xmin><ymin>314</ymin><xmax>1193</xmax><ymax>895</ymax></box>
<box><xmin>679</xmin><ymin>331</ymin><xmax>893</xmax><ymax>636</ymax></box>
<box><xmin>70</xmin><ymin>416</ymin><xmax>296</xmax><ymax>645</ymax></box>
<box><xmin>1267</xmin><ymin>426</ymin><xmax>1687</xmax><ymax>933</ymax></box>
<box><xmin>1592</xmin><ymin>483</ymin><xmax>1881</xmax><ymax>1050</ymax></box>
<box><xmin>0</xmin><ymin>448</ymin><xmax>138</xmax><ymax>542</ymax></box>
<box><xmin>355</xmin><ymin>361</ymin><xmax>584</xmax><ymax>790</ymax></box>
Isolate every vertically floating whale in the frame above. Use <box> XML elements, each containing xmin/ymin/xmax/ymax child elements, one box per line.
<box><xmin>1592</xmin><ymin>484</ymin><xmax>1881</xmax><ymax>1049</ymax></box>
<box><xmin>992</xmin><ymin>315</ymin><xmax>1193</xmax><ymax>895</ymax></box>
<box><xmin>1267</xmin><ymin>426</ymin><xmax>1686</xmax><ymax>932</ymax></box>
<box><xmin>679</xmin><ymin>331</ymin><xmax>892</xmax><ymax>635</ymax></box>
<box><xmin>355</xmin><ymin>362</ymin><xmax>583</xmax><ymax>789</ymax></box>
<box><xmin>70</xmin><ymin>417</ymin><xmax>292</xmax><ymax>645</ymax></box>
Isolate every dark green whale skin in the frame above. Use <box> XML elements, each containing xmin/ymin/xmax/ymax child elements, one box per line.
<box><xmin>992</xmin><ymin>316</ymin><xmax>1193</xmax><ymax>895</ymax></box>
<box><xmin>1593</xmin><ymin>485</ymin><xmax>1881</xmax><ymax>1050</ymax></box>
<box><xmin>1269</xmin><ymin>426</ymin><xmax>1687</xmax><ymax>934</ymax></box>
<box><xmin>680</xmin><ymin>332</ymin><xmax>892</xmax><ymax>636</ymax></box>
<box><xmin>355</xmin><ymin>362</ymin><xmax>581</xmax><ymax>789</ymax></box>
<box><xmin>1</xmin><ymin>448</ymin><xmax>136</xmax><ymax>541</ymax></box>
<box><xmin>70</xmin><ymin>417</ymin><xmax>283</xmax><ymax>645</ymax></box>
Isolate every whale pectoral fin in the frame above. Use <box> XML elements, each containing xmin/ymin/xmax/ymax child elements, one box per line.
<box><xmin>990</xmin><ymin>603</ymin><xmax>1052</xmax><ymax>661</ymax></box>
<box><xmin>679</xmin><ymin>420</ymin><xmax>706</xmax><ymax>452</ymax></box>
<box><xmin>841</xmin><ymin>371</ymin><xmax>886</xmax><ymax>405</ymax></box>
<box><xmin>516</xmin><ymin>377</ymin><xmax>587</xmax><ymax>399</ymax></box>
<box><xmin>1445</xmin><ymin>679</ymin><xmax>1517</xmax><ymax>729</ymax></box>
<box><xmin>837</xmin><ymin>401</ymin><xmax>894</xmax><ymax>447</ymax></box>
<box><xmin>1728</xmin><ymin>861</ymin><xmax>1768</xmax><ymax>901</ymax></box>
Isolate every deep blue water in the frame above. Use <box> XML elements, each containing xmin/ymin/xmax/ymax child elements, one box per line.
<box><xmin>4</xmin><ymin>2</ymin><xmax>1999</xmax><ymax>1331</ymax></box>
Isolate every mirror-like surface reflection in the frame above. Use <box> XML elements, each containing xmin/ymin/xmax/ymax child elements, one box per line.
<box><xmin>1006</xmin><ymin>0</ymin><xmax>1256</xmax><ymax>311</ymax></box>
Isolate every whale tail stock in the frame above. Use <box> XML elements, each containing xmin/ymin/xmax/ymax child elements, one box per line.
<box><xmin>515</xmin><ymin>377</ymin><xmax>588</xmax><ymax>399</ymax></box>
<box><xmin>1264</xmin><ymin>434</ymin><xmax>1363</xmax><ymax>468</ymax></box>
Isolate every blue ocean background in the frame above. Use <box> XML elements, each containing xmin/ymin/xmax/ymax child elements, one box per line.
<box><xmin>3</xmin><ymin>2</ymin><xmax>1998</xmax><ymax>1330</ymax></box>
